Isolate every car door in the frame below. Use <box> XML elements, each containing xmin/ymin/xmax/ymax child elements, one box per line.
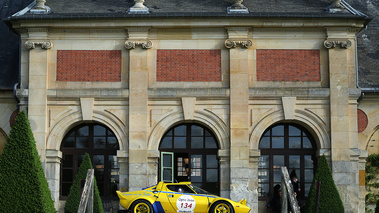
<box><xmin>166</xmin><ymin>184</ymin><xmax>209</xmax><ymax>213</ymax></box>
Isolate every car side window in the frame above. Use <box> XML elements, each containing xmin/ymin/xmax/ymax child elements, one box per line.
<box><xmin>167</xmin><ymin>185</ymin><xmax>194</xmax><ymax>193</ymax></box>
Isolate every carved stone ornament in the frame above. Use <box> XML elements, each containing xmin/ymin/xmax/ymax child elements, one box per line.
<box><xmin>323</xmin><ymin>40</ymin><xmax>352</xmax><ymax>49</ymax></box>
<box><xmin>24</xmin><ymin>41</ymin><xmax>53</xmax><ymax>50</ymax></box>
<box><xmin>124</xmin><ymin>40</ymin><xmax>153</xmax><ymax>49</ymax></box>
<box><xmin>224</xmin><ymin>39</ymin><xmax>252</xmax><ymax>49</ymax></box>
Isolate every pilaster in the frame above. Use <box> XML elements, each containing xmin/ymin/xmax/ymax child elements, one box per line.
<box><xmin>326</xmin><ymin>27</ymin><xmax>360</xmax><ymax>212</ymax></box>
<box><xmin>226</xmin><ymin>27</ymin><xmax>252</xmax><ymax>203</ymax></box>
<box><xmin>45</xmin><ymin>149</ymin><xmax>62</xmax><ymax>209</ymax></box>
<box><xmin>126</xmin><ymin>28</ymin><xmax>151</xmax><ymax>191</ymax></box>
<box><xmin>25</xmin><ymin>29</ymin><xmax>51</xmax><ymax>163</ymax></box>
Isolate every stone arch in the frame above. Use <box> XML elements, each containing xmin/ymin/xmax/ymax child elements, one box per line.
<box><xmin>249</xmin><ymin>109</ymin><xmax>329</xmax><ymax>151</ymax></box>
<box><xmin>46</xmin><ymin>110</ymin><xmax>127</xmax><ymax>151</ymax></box>
<box><xmin>148</xmin><ymin>110</ymin><xmax>229</xmax><ymax>151</ymax></box>
<box><xmin>366</xmin><ymin>126</ymin><xmax>379</xmax><ymax>155</ymax></box>
<box><xmin>362</xmin><ymin>109</ymin><xmax>379</xmax><ymax>151</ymax></box>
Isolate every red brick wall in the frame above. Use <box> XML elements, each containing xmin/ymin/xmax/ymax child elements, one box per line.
<box><xmin>357</xmin><ymin>109</ymin><xmax>368</xmax><ymax>133</ymax></box>
<box><xmin>57</xmin><ymin>50</ymin><xmax>121</xmax><ymax>82</ymax></box>
<box><xmin>156</xmin><ymin>50</ymin><xmax>221</xmax><ymax>82</ymax></box>
<box><xmin>256</xmin><ymin>49</ymin><xmax>320</xmax><ymax>81</ymax></box>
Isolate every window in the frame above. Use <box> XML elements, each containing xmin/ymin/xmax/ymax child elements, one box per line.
<box><xmin>60</xmin><ymin>123</ymin><xmax>119</xmax><ymax>199</ymax></box>
<box><xmin>258</xmin><ymin>124</ymin><xmax>316</xmax><ymax>200</ymax></box>
<box><xmin>159</xmin><ymin>124</ymin><xmax>219</xmax><ymax>195</ymax></box>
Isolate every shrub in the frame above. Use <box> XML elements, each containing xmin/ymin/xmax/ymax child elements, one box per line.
<box><xmin>64</xmin><ymin>153</ymin><xmax>103</xmax><ymax>213</ymax></box>
<box><xmin>368</xmin><ymin>154</ymin><xmax>379</xmax><ymax>167</ymax></box>
<box><xmin>0</xmin><ymin>111</ymin><xmax>55</xmax><ymax>212</ymax></box>
<box><xmin>376</xmin><ymin>198</ymin><xmax>379</xmax><ymax>213</ymax></box>
<box><xmin>304</xmin><ymin>155</ymin><xmax>344</xmax><ymax>213</ymax></box>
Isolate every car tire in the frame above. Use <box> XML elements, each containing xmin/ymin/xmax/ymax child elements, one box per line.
<box><xmin>130</xmin><ymin>200</ymin><xmax>154</xmax><ymax>213</ymax></box>
<box><xmin>209</xmin><ymin>201</ymin><xmax>234</xmax><ymax>213</ymax></box>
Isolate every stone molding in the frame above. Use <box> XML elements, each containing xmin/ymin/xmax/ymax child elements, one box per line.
<box><xmin>24</xmin><ymin>41</ymin><xmax>53</xmax><ymax>50</ymax></box>
<box><xmin>225</xmin><ymin>39</ymin><xmax>252</xmax><ymax>49</ymax></box>
<box><xmin>124</xmin><ymin>40</ymin><xmax>153</xmax><ymax>49</ymax></box>
<box><xmin>324</xmin><ymin>39</ymin><xmax>352</xmax><ymax>49</ymax></box>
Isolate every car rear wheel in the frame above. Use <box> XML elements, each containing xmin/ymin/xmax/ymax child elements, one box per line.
<box><xmin>130</xmin><ymin>200</ymin><xmax>154</xmax><ymax>213</ymax></box>
<box><xmin>210</xmin><ymin>201</ymin><xmax>234</xmax><ymax>213</ymax></box>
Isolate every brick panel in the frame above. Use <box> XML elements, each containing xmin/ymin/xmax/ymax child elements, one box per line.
<box><xmin>357</xmin><ymin>109</ymin><xmax>368</xmax><ymax>133</ymax></box>
<box><xmin>256</xmin><ymin>49</ymin><xmax>320</xmax><ymax>81</ymax></box>
<box><xmin>57</xmin><ymin>50</ymin><xmax>121</xmax><ymax>82</ymax></box>
<box><xmin>157</xmin><ymin>49</ymin><xmax>221</xmax><ymax>82</ymax></box>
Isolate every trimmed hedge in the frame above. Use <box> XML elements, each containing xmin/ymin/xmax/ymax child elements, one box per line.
<box><xmin>304</xmin><ymin>155</ymin><xmax>344</xmax><ymax>213</ymax></box>
<box><xmin>0</xmin><ymin>111</ymin><xmax>55</xmax><ymax>213</ymax></box>
<box><xmin>64</xmin><ymin>153</ymin><xmax>103</xmax><ymax>213</ymax></box>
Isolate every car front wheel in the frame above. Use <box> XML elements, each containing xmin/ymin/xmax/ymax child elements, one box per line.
<box><xmin>130</xmin><ymin>200</ymin><xmax>154</xmax><ymax>213</ymax></box>
<box><xmin>210</xmin><ymin>201</ymin><xmax>234</xmax><ymax>213</ymax></box>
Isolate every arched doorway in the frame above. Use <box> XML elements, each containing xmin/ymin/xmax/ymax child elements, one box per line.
<box><xmin>159</xmin><ymin>123</ymin><xmax>220</xmax><ymax>195</ymax></box>
<box><xmin>60</xmin><ymin>123</ymin><xmax>120</xmax><ymax>199</ymax></box>
<box><xmin>258</xmin><ymin>123</ymin><xmax>317</xmax><ymax>200</ymax></box>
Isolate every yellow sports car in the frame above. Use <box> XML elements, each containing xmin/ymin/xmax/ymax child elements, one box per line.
<box><xmin>116</xmin><ymin>181</ymin><xmax>250</xmax><ymax>213</ymax></box>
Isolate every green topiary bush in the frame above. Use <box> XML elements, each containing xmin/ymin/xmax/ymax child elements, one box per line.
<box><xmin>0</xmin><ymin>111</ymin><xmax>55</xmax><ymax>213</ymax></box>
<box><xmin>304</xmin><ymin>155</ymin><xmax>344</xmax><ymax>213</ymax></box>
<box><xmin>64</xmin><ymin>153</ymin><xmax>103</xmax><ymax>213</ymax></box>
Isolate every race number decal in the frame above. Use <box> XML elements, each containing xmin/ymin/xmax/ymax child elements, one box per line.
<box><xmin>176</xmin><ymin>195</ymin><xmax>196</xmax><ymax>212</ymax></box>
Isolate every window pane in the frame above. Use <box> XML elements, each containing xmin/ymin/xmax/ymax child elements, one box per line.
<box><xmin>62</xmin><ymin>155</ymin><xmax>73</xmax><ymax>167</ymax></box>
<box><xmin>191</xmin><ymin>137</ymin><xmax>203</xmax><ymax>148</ymax></box>
<box><xmin>289</xmin><ymin>137</ymin><xmax>301</xmax><ymax>148</ymax></box>
<box><xmin>258</xmin><ymin>169</ymin><xmax>269</xmax><ymax>183</ymax></box>
<box><xmin>205</xmin><ymin>137</ymin><xmax>217</xmax><ymax>148</ymax></box>
<box><xmin>62</xmin><ymin>169</ymin><xmax>73</xmax><ymax>182</ymax></box>
<box><xmin>63</xmin><ymin>137</ymin><xmax>75</xmax><ymax>148</ymax></box>
<box><xmin>163</xmin><ymin>168</ymin><xmax>172</xmax><ymax>181</ymax></box>
<box><xmin>258</xmin><ymin>183</ymin><xmax>269</xmax><ymax>197</ymax></box>
<box><xmin>77</xmin><ymin>155</ymin><xmax>84</xmax><ymax>166</ymax></box>
<box><xmin>191</xmin><ymin>169</ymin><xmax>202</xmax><ymax>182</ymax></box>
<box><xmin>94</xmin><ymin>125</ymin><xmax>106</xmax><ymax>136</ymax></box>
<box><xmin>163</xmin><ymin>154</ymin><xmax>172</xmax><ymax>167</ymax></box>
<box><xmin>273</xmin><ymin>155</ymin><xmax>284</xmax><ymax>168</ymax></box>
<box><xmin>273</xmin><ymin>170</ymin><xmax>281</xmax><ymax>183</ymax></box>
<box><xmin>205</xmin><ymin>130</ymin><xmax>212</xmax><ymax>136</ymax></box>
<box><xmin>160</xmin><ymin>137</ymin><xmax>172</xmax><ymax>149</ymax></box>
<box><xmin>206</xmin><ymin>169</ymin><xmax>218</xmax><ymax>182</ymax></box>
<box><xmin>305</xmin><ymin>169</ymin><xmax>314</xmax><ymax>182</ymax></box>
<box><xmin>289</xmin><ymin>126</ymin><xmax>301</xmax><ymax>136</ymax></box>
<box><xmin>166</xmin><ymin>130</ymin><xmax>173</xmax><ymax>136</ymax></box>
<box><xmin>175</xmin><ymin>125</ymin><xmax>186</xmax><ymax>136</ymax></box>
<box><xmin>107</xmin><ymin>136</ymin><xmax>118</xmax><ymax>148</ymax></box>
<box><xmin>174</xmin><ymin>137</ymin><xmax>186</xmax><ymax>148</ymax></box>
<box><xmin>191</xmin><ymin>155</ymin><xmax>202</xmax><ymax>168</ymax></box>
<box><xmin>272</xmin><ymin>126</ymin><xmax>284</xmax><ymax>136</ymax></box>
<box><xmin>304</xmin><ymin>155</ymin><xmax>314</xmax><ymax>168</ymax></box>
<box><xmin>305</xmin><ymin>183</ymin><xmax>311</xmax><ymax>196</ymax></box>
<box><xmin>77</xmin><ymin>126</ymin><xmax>89</xmax><ymax>136</ymax></box>
<box><xmin>62</xmin><ymin>183</ymin><xmax>72</xmax><ymax>196</ymax></box>
<box><xmin>272</xmin><ymin>137</ymin><xmax>284</xmax><ymax>148</ymax></box>
<box><xmin>191</xmin><ymin>126</ymin><xmax>203</xmax><ymax>136</ymax></box>
<box><xmin>259</xmin><ymin>137</ymin><xmax>270</xmax><ymax>148</ymax></box>
<box><xmin>303</xmin><ymin>137</ymin><xmax>312</xmax><ymax>148</ymax></box>
<box><xmin>259</xmin><ymin>155</ymin><xmax>269</xmax><ymax>168</ymax></box>
<box><xmin>93</xmin><ymin>137</ymin><xmax>106</xmax><ymax>148</ymax></box>
<box><xmin>76</xmin><ymin>137</ymin><xmax>88</xmax><ymax>148</ymax></box>
<box><xmin>289</xmin><ymin>169</ymin><xmax>301</xmax><ymax>181</ymax></box>
<box><xmin>206</xmin><ymin>155</ymin><xmax>218</xmax><ymax>168</ymax></box>
<box><xmin>289</xmin><ymin>155</ymin><xmax>300</xmax><ymax>168</ymax></box>
<box><xmin>263</xmin><ymin>130</ymin><xmax>270</xmax><ymax>137</ymax></box>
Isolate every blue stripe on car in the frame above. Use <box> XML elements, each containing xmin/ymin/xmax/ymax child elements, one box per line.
<box><xmin>153</xmin><ymin>201</ymin><xmax>165</xmax><ymax>213</ymax></box>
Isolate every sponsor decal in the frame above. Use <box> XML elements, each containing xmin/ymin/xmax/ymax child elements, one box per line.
<box><xmin>176</xmin><ymin>195</ymin><xmax>196</xmax><ymax>213</ymax></box>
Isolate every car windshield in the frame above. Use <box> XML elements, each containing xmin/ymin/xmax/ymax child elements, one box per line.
<box><xmin>188</xmin><ymin>184</ymin><xmax>214</xmax><ymax>195</ymax></box>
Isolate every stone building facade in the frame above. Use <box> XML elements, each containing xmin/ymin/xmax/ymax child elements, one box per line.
<box><xmin>1</xmin><ymin>0</ymin><xmax>379</xmax><ymax>212</ymax></box>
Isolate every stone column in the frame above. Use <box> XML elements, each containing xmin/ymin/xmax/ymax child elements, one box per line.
<box><xmin>325</xmin><ymin>28</ymin><xmax>360</xmax><ymax>212</ymax></box>
<box><xmin>125</xmin><ymin>28</ymin><xmax>152</xmax><ymax>191</ymax></box>
<box><xmin>24</xmin><ymin>31</ymin><xmax>52</xmax><ymax>164</ymax></box>
<box><xmin>45</xmin><ymin>149</ymin><xmax>62</xmax><ymax>209</ymax></box>
<box><xmin>225</xmin><ymin>27</ymin><xmax>252</xmax><ymax>204</ymax></box>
